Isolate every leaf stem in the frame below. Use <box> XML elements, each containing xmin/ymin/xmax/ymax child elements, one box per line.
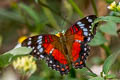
<box><xmin>86</xmin><ymin>65</ymin><xmax>97</xmax><ymax>76</ymax></box>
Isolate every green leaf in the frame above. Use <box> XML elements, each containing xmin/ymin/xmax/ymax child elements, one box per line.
<box><xmin>29</xmin><ymin>76</ymin><xmax>45</xmax><ymax>80</ymax></box>
<box><xmin>105</xmin><ymin>0</ymin><xmax>115</xmax><ymax>4</ymax></box>
<box><xmin>0</xmin><ymin>53</ymin><xmax>13</xmax><ymax>67</ymax></box>
<box><xmin>8</xmin><ymin>47</ymin><xmax>32</xmax><ymax>56</ymax></box>
<box><xmin>89</xmin><ymin>32</ymin><xmax>107</xmax><ymax>46</ymax></box>
<box><xmin>91</xmin><ymin>57</ymin><xmax>103</xmax><ymax>64</ymax></box>
<box><xmin>105</xmin><ymin>74</ymin><xmax>116</xmax><ymax>79</ymax></box>
<box><xmin>19</xmin><ymin>3</ymin><xmax>45</xmax><ymax>32</ymax></box>
<box><xmin>89</xmin><ymin>77</ymin><xmax>104</xmax><ymax>80</ymax></box>
<box><xmin>0</xmin><ymin>47</ymin><xmax>32</xmax><ymax>68</ymax></box>
<box><xmin>99</xmin><ymin>21</ymin><xmax>117</xmax><ymax>36</ymax></box>
<box><xmin>41</xmin><ymin>0</ymin><xmax>60</xmax><ymax>31</ymax></box>
<box><xmin>19</xmin><ymin>3</ymin><xmax>40</xmax><ymax>24</ymax></box>
<box><xmin>109</xmin><ymin>11</ymin><xmax>120</xmax><ymax>17</ymax></box>
<box><xmin>95</xmin><ymin>16</ymin><xmax>120</xmax><ymax>23</ymax></box>
<box><xmin>0</xmin><ymin>9</ymin><xmax>24</xmax><ymax>23</ymax></box>
<box><xmin>103</xmin><ymin>49</ymin><xmax>120</xmax><ymax>74</ymax></box>
<box><xmin>92</xmin><ymin>16</ymin><xmax>120</xmax><ymax>32</ymax></box>
<box><xmin>86</xmin><ymin>72</ymin><xmax>97</xmax><ymax>77</ymax></box>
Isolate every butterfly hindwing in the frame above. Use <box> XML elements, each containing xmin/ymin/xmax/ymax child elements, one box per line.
<box><xmin>22</xmin><ymin>34</ymin><xmax>70</xmax><ymax>75</ymax></box>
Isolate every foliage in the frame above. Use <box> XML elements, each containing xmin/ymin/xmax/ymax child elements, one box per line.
<box><xmin>0</xmin><ymin>47</ymin><xmax>32</xmax><ymax>67</ymax></box>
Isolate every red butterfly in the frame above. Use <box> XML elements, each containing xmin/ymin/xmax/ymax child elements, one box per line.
<box><xmin>22</xmin><ymin>15</ymin><xmax>97</xmax><ymax>75</ymax></box>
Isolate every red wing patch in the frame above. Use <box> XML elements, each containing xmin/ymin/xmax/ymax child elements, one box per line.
<box><xmin>52</xmin><ymin>49</ymin><xmax>67</xmax><ymax>64</ymax></box>
<box><xmin>72</xmin><ymin>42</ymin><xmax>81</xmax><ymax>62</ymax></box>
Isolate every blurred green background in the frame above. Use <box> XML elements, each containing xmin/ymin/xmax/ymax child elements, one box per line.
<box><xmin>0</xmin><ymin>0</ymin><xmax>120</xmax><ymax>80</ymax></box>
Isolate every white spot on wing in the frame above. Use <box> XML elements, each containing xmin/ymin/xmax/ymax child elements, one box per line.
<box><xmin>49</xmin><ymin>48</ymin><xmax>54</xmax><ymax>54</ymax></box>
<box><xmin>77</xmin><ymin>21</ymin><xmax>81</xmax><ymax>25</ymax></box>
<box><xmin>84</xmin><ymin>32</ymin><xmax>88</xmax><ymax>36</ymax></box>
<box><xmin>84</xmin><ymin>53</ymin><xmax>86</xmax><ymax>56</ymax></box>
<box><xmin>38</xmin><ymin>36</ymin><xmax>42</xmax><ymax>39</ymax></box>
<box><xmin>90</xmin><ymin>29</ymin><xmax>92</xmax><ymax>32</ymax></box>
<box><xmin>38</xmin><ymin>41</ymin><xmax>42</xmax><ymax>44</ymax></box>
<box><xmin>89</xmin><ymin>33</ymin><xmax>91</xmax><ymax>36</ymax></box>
<box><xmin>53</xmin><ymin>64</ymin><xmax>56</xmax><ymax>67</ymax></box>
<box><xmin>37</xmin><ymin>45</ymin><xmax>41</xmax><ymax>49</ymax></box>
<box><xmin>77</xmin><ymin>21</ymin><xmax>85</xmax><ymax>28</ymax></box>
<box><xmin>37</xmin><ymin>39</ymin><xmax>42</xmax><ymax>43</ymax></box>
<box><xmin>89</xmin><ymin>26</ymin><xmax>92</xmax><ymax>28</ymax></box>
<box><xmin>34</xmin><ymin>50</ymin><xmax>37</xmax><ymax>53</ymax></box>
<box><xmin>86</xmin><ymin>17</ymin><xmax>89</xmax><ymax>19</ymax></box>
<box><xmin>88</xmin><ymin>19</ymin><xmax>92</xmax><ymax>22</ymax></box>
<box><xmin>84</xmin><ymin>48</ymin><xmax>87</xmax><ymax>51</ymax></box>
<box><xmin>87</xmin><ymin>37</ymin><xmax>91</xmax><ymax>41</ymax></box>
<box><xmin>39</xmin><ymin>48</ymin><xmax>43</xmax><ymax>53</ymax></box>
<box><xmin>49</xmin><ymin>60</ymin><xmax>52</xmax><ymax>63</ymax></box>
<box><xmin>27</xmin><ymin>41</ymin><xmax>31</xmax><ymax>45</ymax></box>
<box><xmin>28</xmin><ymin>38</ymin><xmax>32</xmax><ymax>40</ymax></box>
<box><xmin>32</xmin><ymin>47</ymin><xmax>35</xmax><ymax>49</ymax></box>
<box><xmin>37</xmin><ymin>52</ymin><xmax>40</xmax><ymax>55</ymax></box>
<box><xmin>79</xmin><ymin>24</ymin><xmax>85</xmax><ymax>27</ymax></box>
<box><xmin>75</xmin><ymin>40</ymin><xmax>81</xmax><ymax>43</ymax></box>
<box><xmin>83</xmin><ymin>28</ymin><xmax>88</xmax><ymax>31</ymax></box>
<box><xmin>40</xmin><ymin>55</ymin><xmax>44</xmax><ymax>58</ymax></box>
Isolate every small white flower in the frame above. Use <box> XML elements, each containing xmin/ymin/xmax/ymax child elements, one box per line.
<box><xmin>107</xmin><ymin>1</ymin><xmax>117</xmax><ymax>10</ymax></box>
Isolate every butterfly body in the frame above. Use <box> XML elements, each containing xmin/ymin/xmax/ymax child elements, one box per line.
<box><xmin>22</xmin><ymin>15</ymin><xmax>97</xmax><ymax>75</ymax></box>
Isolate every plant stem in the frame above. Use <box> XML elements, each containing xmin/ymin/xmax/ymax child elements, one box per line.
<box><xmin>101</xmin><ymin>44</ymin><xmax>111</xmax><ymax>56</ymax></box>
<box><xmin>86</xmin><ymin>65</ymin><xmax>97</xmax><ymax>76</ymax></box>
<box><xmin>69</xmin><ymin>68</ymin><xmax>76</xmax><ymax>78</ymax></box>
<box><xmin>37</xmin><ymin>0</ymin><xmax>72</xmax><ymax>25</ymax></box>
<box><xmin>91</xmin><ymin>0</ymin><xmax>98</xmax><ymax>16</ymax></box>
<box><xmin>68</xmin><ymin>0</ymin><xmax>84</xmax><ymax>18</ymax></box>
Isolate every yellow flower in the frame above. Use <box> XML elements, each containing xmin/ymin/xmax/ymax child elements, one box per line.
<box><xmin>13</xmin><ymin>56</ymin><xmax>37</xmax><ymax>75</ymax></box>
<box><xmin>107</xmin><ymin>1</ymin><xmax>117</xmax><ymax>10</ymax></box>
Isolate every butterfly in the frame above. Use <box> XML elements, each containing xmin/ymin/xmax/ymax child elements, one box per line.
<box><xmin>22</xmin><ymin>15</ymin><xmax>97</xmax><ymax>75</ymax></box>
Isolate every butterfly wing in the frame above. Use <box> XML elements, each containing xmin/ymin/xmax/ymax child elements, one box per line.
<box><xmin>65</xmin><ymin>15</ymin><xmax>97</xmax><ymax>69</ymax></box>
<box><xmin>22</xmin><ymin>34</ymin><xmax>70</xmax><ymax>75</ymax></box>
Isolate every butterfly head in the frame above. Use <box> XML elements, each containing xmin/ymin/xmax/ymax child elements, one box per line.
<box><xmin>55</xmin><ymin>31</ymin><xmax>65</xmax><ymax>37</ymax></box>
